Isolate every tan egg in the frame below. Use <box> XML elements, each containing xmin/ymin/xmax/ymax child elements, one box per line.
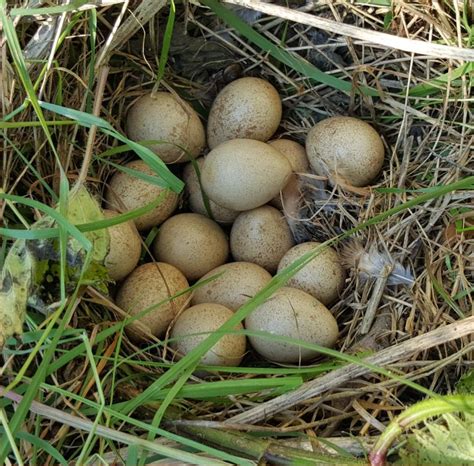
<box><xmin>115</xmin><ymin>262</ymin><xmax>190</xmax><ymax>340</ymax></box>
<box><xmin>306</xmin><ymin>116</ymin><xmax>384</xmax><ymax>187</ymax></box>
<box><xmin>245</xmin><ymin>287</ymin><xmax>339</xmax><ymax>363</ymax></box>
<box><xmin>103</xmin><ymin>209</ymin><xmax>141</xmax><ymax>281</ymax></box>
<box><xmin>171</xmin><ymin>303</ymin><xmax>246</xmax><ymax>366</ymax></box>
<box><xmin>126</xmin><ymin>92</ymin><xmax>205</xmax><ymax>164</ymax></box>
<box><xmin>192</xmin><ymin>262</ymin><xmax>272</xmax><ymax>311</ymax></box>
<box><xmin>201</xmin><ymin>139</ymin><xmax>292</xmax><ymax>211</ymax></box>
<box><xmin>230</xmin><ymin>206</ymin><xmax>294</xmax><ymax>273</ymax></box>
<box><xmin>183</xmin><ymin>158</ymin><xmax>239</xmax><ymax>224</ymax></box>
<box><xmin>278</xmin><ymin>242</ymin><xmax>345</xmax><ymax>306</ymax></box>
<box><xmin>268</xmin><ymin>140</ymin><xmax>309</xmax><ymax>210</ymax></box>
<box><xmin>207</xmin><ymin>77</ymin><xmax>282</xmax><ymax>149</ymax></box>
<box><xmin>268</xmin><ymin>139</ymin><xmax>310</xmax><ymax>173</ymax></box>
<box><xmin>105</xmin><ymin>160</ymin><xmax>179</xmax><ymax>231</ymax></box>
<box><xmin>152</xmin><ymin>213</ymin><xmax>229</xmax><ymax>281</ymax></box>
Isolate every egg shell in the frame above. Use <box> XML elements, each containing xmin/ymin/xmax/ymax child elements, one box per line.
<box><xmin>230</xmin><ymin>206</ymin><xmax>294</xmax><ymax>273</ymax></box>
<box><xmin>268</xmin><ymin>139</ymin><xmax>310</xmax><ymax>173</ymax></box>
<box><xmin>201</xmin><ymin>139</ymin><xmax>292</xmax><ymax>211</ymax></box>
<box><xmin>103</xmin><ymin>209</ymin><xmax>141</xmax><ymax>281</ymax></box>
<box><xmin>105</xmin><ymin>160</ymin><xmax>179</xmax><ymax>231</ymax></box>
<box><xmin>152</xmin><ymin>213</ymin><xmax>229</xmax><ymax>281</ymax></box>
<box><xmin>183</xmin><ymin>158</ymin><xmax>239</xmax><ymax>224</ymax></box>
<box><xmin>126</xmin><ymin>92</ymin><xmax>205</xmax><ymax>164</ymax></box>
<box><xmin>171</xmin><ymin>303</ymin><xmax>246</xmax><ymax>366</ymax></box>
<box><xmin>306</xmin><ymin>116</ymin><xmax>384</xmax><ymax>187</ymax></box>
<box><xmin>207</xmin><ymin>77</ymin><xmax>282</xmax><ymax>148</ymax></box>
<box><xmin>277</xmin><ymin>242</ymin><xmax>345</xmax><ymax>306</ymax></box>
<box><xmin>192</xmin><ymin>262</ymin><xmax>272</xmax><ymax>311</ymax></box>
<box><xmin>245</xmin><ymin>287</ymin><xmax>339</xmax><ymax>363</ymax></box>
<box><xmin>115</xmin><ymin>262</ymin><xmax>190</xmax><ymax>340</ymax></box>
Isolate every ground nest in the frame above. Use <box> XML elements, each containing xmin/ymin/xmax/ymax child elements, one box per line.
<box><xmin>0</xmin><ymin>0</ymin><xmax>473</xmax><ymax>464</ymax></box>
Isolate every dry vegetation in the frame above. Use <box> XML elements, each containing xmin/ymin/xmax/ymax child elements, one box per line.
<box><xmin>1</xmin><ymin>0</ymin><xmax>473</xmax><ymax>464</ymax></box>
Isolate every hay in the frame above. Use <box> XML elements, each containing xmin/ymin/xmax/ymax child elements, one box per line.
<box><xmin>1</xmin><ymin>0</ymin><xmax>473</xmax><ymax>463</ymax></box>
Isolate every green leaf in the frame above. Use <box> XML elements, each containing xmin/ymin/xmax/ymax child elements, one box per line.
<box><xmin>0</xmin><ymin>240</ymin><xmax>35</xmax><ymax>348</ymax></box>
<box><xmin>66</xmin><ymin>186</ymin><xmax>109</xmax><ymax>264</ymax></box>
<box><xmin>457</xmin><ymin>370</ymin><xmax>474</xmax><ymax>395</ymax></box>
<box><xmin>398</xmin><ymin>413</ymin><xmax>474</xmax><ymax>464</ymax></box>
<box><xmin>0</xmin><ymin>186</ymin><xmax>108</xmax><ymax>347</ymax></box>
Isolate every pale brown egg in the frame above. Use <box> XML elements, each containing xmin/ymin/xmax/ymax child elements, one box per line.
<box><xmin>192</xmin><ymin>262</ymin><xmax>272</xmax><ymax>311</ymax></box>
<box><xmin>230</xmin><ymin>206</ymin><xmax>294</xmax><ymax>273</ymax></box>
<box><xmin>268</xmin><ymin>139</ymin><xmax>310</xmax><ymax>173</ymax></box>
<box><xmin>277</xmin><ymin>242</ymin><xmax>345</xmax><ymax>306</ymax></box>
<box><xmin>245</xmin><ymin>287</ymin><xmax>339</xmax><ymax>363</ymax></box>
<box><xmin>182</xmin><ymin>158</ymin><xmax>239</xmax><ymax>224</ymax></box>
<box><xmin>115</xmin><ymin>262</ymin><xmax>190</xmax><ymax>340</ymax></box>
<box><xmin>103</xmin><ymin>209</ymin><xmax>141</xmax><ymax>281</ymax></box>
<box><xmin>105</xmin><ymin>160</ymin><xmax>178</xmax><ymax>231</ymax></box>
<box><xmin>207</xmin><ymin>77</ymin><xmax>282</xmax><ymax>148</ymax></box>
<box><xmin>306</xmin><ymin>116</ymin><xmax>384</xmax><ymax>187</ymax></box>
<box><xmin>126</xmin><ymin>92</ymin><xmax>205</xmax><ymax>164</ymax></box>
<box><xmin>171</xmin><ymin>303</ymin><xmax>246</xmax><ymax>366</ymax></box>
<box><xmin>152</xmin><ymin>213</ymin><xmax>229</xmax><ymax>281</ymax></box>
<box><xmin>201</xmin><ymin>139</ymin><xmax>292</xmax><ymax>211</ymax></box>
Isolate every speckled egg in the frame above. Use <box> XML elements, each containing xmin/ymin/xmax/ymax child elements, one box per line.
<box><xmin>192</xmin><ymin>262</ymin><xmax>272</xmax><ymax>311</ymax></box>
<box><xmin>152</xmin><ymin>213</ymin><xmax>229</xmax><ymax>281</ymax></box>
<box><xmin>268</xmin><ymin>139</ymin><xmax>310</xmax><ymax>173</ymax></box>
<box><xmin>306</xmin><ymin>116</ymin><xmax>384</xmax><ymax>187</ymax></box>
<box><xmin>126</xmin><ymin>92</ymin><xmax>205</xmax><ymax>164</ymax></box>
<box><xmin>171</xmin><ymin>303</ymin><xmax>246</xmax><ymax>366</ymax></box>
<box><xmin>277</xmin><ymin>242</ymin><xmax>345</xmax><ymax>306</ymax></box>
<box><xmin>245</xmin><ymin>287</ymin><xmax>339</xmax><ymax>363</ymax></box>
<box><xmin>183</xmin><ymin>158</ymin><xmax>239</xmax><ymax>224</ymax></box>
<box><xmin>103</xmin><ymin>209</ymin><xmax>141</xmax><ymax>281</ymax></box>
<box><xmin>105</xmin><ymin>159</ymin><xmax>179</xmax><ymax>231</ymax></box>
<box><xmin>201</xmin><ymin>139</ymin><xmax>292</xmax><ymax>211</ymax></box>
<box><xmin>115</xmin><ymin>262</ymin><xmax>190</xmax><ymax>340</ymax></box>
<box><xmin>207</xmin><ymin>77</ymin><xmax>282</xmax><ymax>148</ymax></box>
<box><xmin>230</xmin><ymin>206</ymin><xmax>294</xmax><ymax>273</ymax></box>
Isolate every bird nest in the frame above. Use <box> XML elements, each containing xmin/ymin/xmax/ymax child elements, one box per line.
<box><xmin>0</xmin><ymin>0</ymin><xmax>473</xmax><ymax>464</ymax></box>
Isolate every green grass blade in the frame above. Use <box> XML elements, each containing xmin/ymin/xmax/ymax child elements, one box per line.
<box><xmin>0</xmin><ymin>193</ymin><xmax>90</xmax><ymax>250</ymax></box>
<box><xmin>0</xmin><ymin>0</ymin><xmax>62</xmax><ymax>165</ymax></box>
<box><xmin>239</xmin><ymin>329</ymin><xmax>437</xmax><ymax>398</ymax></box>
<box><xmin>0</xmin><ymin>191</ymin><xmax>169</xmax><ymax>241</ymax></box>
<box><xmin>156</xmin><ymin>0</ymin><xmax>176</xmax><ymax>85</ymax></box>
<box><xmin>408</xmin><ymin>62</ymin><xmax>474</xmax><ymax>96</ymax></box>
<box><xmin>0</xmin><ymin>411</ymin><xmax>23</xmax><ymax>465</ymax></box>
<box><xmin>99</xmin><ymin>377</ymin><xmax>303</xmax><ymax>408</ymax></box>
<box><xmin>11</xmin><ymin>0</ymin><xmax>90</xmax><ymax>16</ymax></box>
<box><xmin>201</xmin><ymin>0</ymin><xmax>378</xmax><ymax>96</ymax></box>
<box><xmin>0</xmin><ymin>299</ymin><xmax>79</xmax><ymax>462</ymax></box>
<box><xmin>15</xmin><ymin>432</ymin><xmax>67</xmax><ymax>466</ymax></box>
<box><xmin>38</xmin><ymin>101</ymin><xmax>184</xmax><ymax>193</ymax></box>
<box><xmin>11</xmin><ymin>380</ymin><xmax>252</xmax><ymax>465</ymax></box>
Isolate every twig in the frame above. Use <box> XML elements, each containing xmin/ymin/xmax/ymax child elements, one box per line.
<box><xmin>96</xmin><ymin>0</ymin><xmax>167</xmax><ymax>68</ymax></box>
<box><xmin>220</xmin><ymin>0</ymin><xmax>474</xmax><ymax>61</ymax></box>
<box><xmin>0</xmin><ymin>387</ymin><xmax>229</xmax><ymax>465</ymax></box>
<box><xmin>75</xmin><ymin>65</ymin><xmax>109</xmax><ymax>190</ymax></box>
<box><xmin>171</xmin><ymin>423</ymin><xmax>364</xmax><ymax>465</ymax></box>
<box><xmin>226</xmin><ymin>315</ymin><xmax>474</xmax><ymax>425</ymax></box>
<box><xmin>360</xmin><ymin>264</ymin><xmax>393</xmax><ymax>335</ymax></box>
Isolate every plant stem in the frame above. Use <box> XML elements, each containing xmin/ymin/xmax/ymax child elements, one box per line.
<box><xmin>171</xmin><ymin>423</ymin><xmax>364</xmax><ymax>465</ymax></box>
<box><xmin>369</xmin><ymin>395</ymin><xmax>474</xmax><ymax>466</ymax></box>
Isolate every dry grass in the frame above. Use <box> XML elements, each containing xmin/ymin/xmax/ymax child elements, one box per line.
<box><xmin>1</xmin><ymin>0</ymin><xmax>473</xmax><ymax>463</ymax></box>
